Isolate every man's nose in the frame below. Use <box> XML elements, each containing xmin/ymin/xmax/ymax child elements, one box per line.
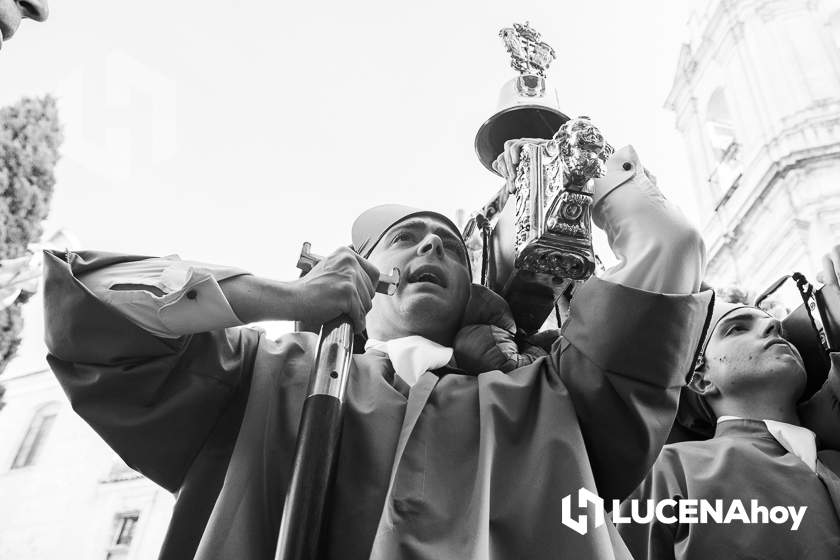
<box><xmin>17</xmin><ymin>0</ymin><xmax>48</xmax><ymax>22</ymax></box>
<box><xmin>418</xmin><ymin>234</ymin><xmax>444</xmax><ymax>258</ymax></box>
<box><xmin>762</xmin><ymin>317</ymin><xmax>783</xmax><ymax>337</ymax></box>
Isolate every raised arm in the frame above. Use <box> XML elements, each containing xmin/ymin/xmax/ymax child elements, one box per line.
<box><xmin>554</xmin><ymin>146</ymin><xmax>712</xmax><ymax>501</ymax></box>
<box><xmin>43</xmin><ymin>249</ymin><xmax>265</xmax><ymax>491</ymax></box>
<box><xmin>593</xmin><ymin>145</ymin><xmax>705</xmax><ymax>294</ymax></box>
<box><xmin>44</xmin><ymin>247</ymin><xmax>379</xmax><ymax>492</ymax></box>
<box><xmin>76</xmin><ymin>246</ymin><xmax>379</xmax><ymax>337</ymax></box>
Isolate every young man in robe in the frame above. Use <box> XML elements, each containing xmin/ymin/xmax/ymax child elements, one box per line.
<box><xmin>0</xmin><ymin>0</ymin><xmax>48</xmax><ymax>49</ymax></box>
<box><xmin>43</xmin><ymin>142</ymin><xmax>711</xmax><ymax>560</ymax></box>
<box><xmin>618</xmin><ymin>248</ymin><xmax>840</xmax><ymax>560</ymax></box>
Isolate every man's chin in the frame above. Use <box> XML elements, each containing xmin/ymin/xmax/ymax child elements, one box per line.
<box><xmin>399</xmin><ymin>294</ymin><xmax>450</xmax><ymax>316</ymax></box>
<box><xmin>396</xmin><ymin>293</ymin><xmax>461</xmax><ymax>336</ymax></box>
<box><xmin>783</xmin><ymin>347</ymin><xmax>807</xmax><ymax>376</ymax></box>
<box><xmin>777</xmin><ymin>354</ymin><xmax>808</xmax><ymax>392</ymax></box>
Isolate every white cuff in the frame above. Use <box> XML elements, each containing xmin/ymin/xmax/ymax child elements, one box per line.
<box><xmin>591</xmin><ymin>145</ymin><xmax>705</xmax><ymax>294</ymax></box>
<box><xmin>157</xmin><ymin>266</ymin><xmax>245</xmax><ymax>336</ymax></box>
<box><xmin>78</xmin><ymin>256</ymin><xmax>250</xmax><ymax>338</ymax></box>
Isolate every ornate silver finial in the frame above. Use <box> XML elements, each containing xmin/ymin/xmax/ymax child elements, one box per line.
<box><xmin>499</xmin><ymin>22</ymin><xmax>556</xmax><ymax>77</ymax></box>
<box><xmin>553</xmin><ymin>117</ymin><xmax>614</xmax><ymax>186</ymax></box>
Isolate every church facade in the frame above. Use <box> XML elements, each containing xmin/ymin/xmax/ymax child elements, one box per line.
<box><xmin>667</xmin><ymin>0</ymin><xmax>840</xmax><ymax>306</ymax></box>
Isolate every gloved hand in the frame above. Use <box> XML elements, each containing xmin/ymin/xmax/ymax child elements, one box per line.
<box><xmin>453</xmin><ymin>283</ymin><xmax>559</xmax><ymax>374</ymax></box>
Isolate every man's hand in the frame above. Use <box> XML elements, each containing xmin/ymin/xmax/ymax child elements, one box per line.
<box><xmin>821</xmin><ymin>244</ymin><xmax>840</xmax><ymax>288</ymax></box>
<box><xmin>287</xmin><ymin>247</ymin><xmax>380</xmax><ymax>333</ymax></box>
<box><xmin>454</xmin><ymin>283</ymin><xmax>558</xmax><ymax>373</ymax></box>
<box><xmin>491</xmin><ymin>138</ymin><xmax>547</xmax><ymax>195</ymax></box>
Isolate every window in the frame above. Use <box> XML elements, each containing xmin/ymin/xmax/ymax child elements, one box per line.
<box><xmin>101</xmin><ymin>454</ymin><xmax>143</xmax><ymax>483</ymax></box>
<box><xmin>705</xmin><ymin>87</ymin><xmax>743</xmax><ymax>202</ymax></box>
<box><xmin>10</xmin><ymin>402</ymin><xmax>59</xmax><ymax>469</ymax></box>
<box><xmin>106</xmin><ymin>512</ymin><xmax>140</xmax><ymax>560</ymax></box>
<box><xmin>705</xmin><ymin>87</ymin><xmax>738</xmax><ymax>161</ymax></box>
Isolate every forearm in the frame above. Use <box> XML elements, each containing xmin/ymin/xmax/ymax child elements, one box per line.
<box><xmin>592</xmin><ymin>146</ymin><xmax>706</xmax><ymax>295</ymax></box>
<box><xmin>219</xmin><ymin>274</ymin><xmax>297</xmax><ymax>324</ymax></box>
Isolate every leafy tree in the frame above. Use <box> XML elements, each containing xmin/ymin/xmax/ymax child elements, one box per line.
<box><xmin>0</xmin><ymin>95</ymin><xmax>63</xmax><ymax>380</ymax></box>
<box><xmin>717</xmin><ymin>285</ymin><xmax>750</xmax><ymax>305</ymax></box>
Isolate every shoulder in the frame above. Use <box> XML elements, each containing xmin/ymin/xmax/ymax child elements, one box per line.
<box><xmin>655</xmin><ymin>440</ymin><xmax>720</xmax><ymax>472</ymax></box>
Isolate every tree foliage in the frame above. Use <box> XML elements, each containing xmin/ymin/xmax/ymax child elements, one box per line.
<box><xmin>0</xmin><ymin>95</ymin><xmax>63</xmax><ymax>375</ymax></box>
<box><xmin>717</xmin><ymin>284</ymin><xmax>750</xmax><ymax>305</ymax></box>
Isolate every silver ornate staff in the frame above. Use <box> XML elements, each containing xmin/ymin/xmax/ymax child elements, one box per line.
<box><xmin>465</xmin><ymin>22</ymin><xmax>613</xmax><ymax>334</ymax></box>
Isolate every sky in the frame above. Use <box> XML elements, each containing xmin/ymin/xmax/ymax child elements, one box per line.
<box><xmin>1</xmin><ymin>1</ymin><xmax>699</xmax><ymax>374</ymax></box>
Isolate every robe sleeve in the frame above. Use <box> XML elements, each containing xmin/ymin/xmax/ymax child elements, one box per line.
<box><xmin>75</xmin><ymin>253</ymin><xmax>250</xmax><ymax>338</ymax></box>
<box><xmin>798</xmin><ymin>352</ymin><xmax>840</xmax><ymax>450</ymax></box>
<box><xmin>592</xmin><ymin>145</ymin><xmax>705</xmax><ymax>295</ymax></box>
<box><xmin>554</xmin><ymin>277</ymin><xmax>713</xmax><ymax>502</ymax></box>
<box><xmin>617</xmin><ymin>447</ymin><xmax>684</xmax><ymax>560</ymax></box>
<box><xmin>550</xmin><ymin>144</ymin><xmax>712</xmax><ymax>501</ymax></box>
<box><xmin>42</xmin><ymin>249</ymin><xmax>261</xmax><ymax>493</ymax></box>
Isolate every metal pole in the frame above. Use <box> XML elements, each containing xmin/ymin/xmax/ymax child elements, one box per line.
<box><xmin>275</xmin><ymin>315</ymin><xmax>354</xmax><ymax>560</ymax></box>
<box><xmin>276</xmin><ymin>243</ymin><xmax>398</xmax><ymax>560</ymax></box>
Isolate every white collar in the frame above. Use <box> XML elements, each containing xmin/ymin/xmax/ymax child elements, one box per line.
<box><xmin>365</xmin><ymin>335</ymin><xmax>453</xmax><ymax>388</ymax></box>
<box><xmin>717</xmin><ymin>416</ymin><xmax>817</xmax><ymax>472</ymax></box>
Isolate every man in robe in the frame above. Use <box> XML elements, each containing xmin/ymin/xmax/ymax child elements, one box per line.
<box><xmin>618</xmin><ymin>248</ymin><xmax>840</xmax><ymax>559</ymax></box>
<box><xmin>43</xmin><ymin>143</ymin><xmax>711</xmax><ymax>560</ymax></box>
<box><xmin>0</xmin><ymin>0</ymin><xmax>48</xmax><ymax>49</ymax></box>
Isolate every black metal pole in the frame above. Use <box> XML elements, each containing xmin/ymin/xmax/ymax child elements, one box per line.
<box><xmin>276</xmin><ymin>243</ymin><xmax>399</xmax><ymax>559</ymax></box>
<box><xmin>275</xmin><ymin>315</ymin><xmax>354</xmax><ymax>560</ymax></box>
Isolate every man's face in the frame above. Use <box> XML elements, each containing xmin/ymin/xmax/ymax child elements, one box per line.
<box><xmin>702</xmin><ymin>307</ymin><xmax>807</xmax><ymax>402</ymax></box>
<box><xmin>0</xmin><ymin>0</ymin><xmax>48</xmax><ymax>49</ymax></box>
<box><xmin>365</xmin><ymin>215</ymin><xmax>471</xmax><ymax>345</ymax></box>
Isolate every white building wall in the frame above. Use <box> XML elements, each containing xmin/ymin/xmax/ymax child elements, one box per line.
<box><xmin>0</xmin><ymin>363</ymin><xmax>174</xmax><ymax>560</ymax></box>
<box><xmin>667</xmin><ymin>0</ymin><xmax>840</xmax><ymax>298</ymax></box>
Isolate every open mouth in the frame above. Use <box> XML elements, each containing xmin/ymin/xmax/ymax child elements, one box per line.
<box><xmin>406</xmin><ymin>265</ymin><xmax>447</xmax><ymax>288</ymax></box>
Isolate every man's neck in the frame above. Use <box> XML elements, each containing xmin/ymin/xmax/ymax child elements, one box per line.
<box><xmin>715</xmin><ymin>400</ymin><xmax>800</xmax><ymax>426</ymax></box>
<box><xmin>367</xmin><ymin>328</ymin><xmax>454</xmax><ymax>347</ymax></box>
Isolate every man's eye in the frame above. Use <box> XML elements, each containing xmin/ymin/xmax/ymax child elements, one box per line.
<box><xmin>392</xmin><ymin>232</ymin><xmax>413</xmax><ymax>243</ymax></box>
<box><xmin>442</xmin><ymin>239</ymin><xmax>464</xmax><ymax>257</ymax></box>
<box><xmin>725</xmin><ymin>325</ymin><xmax>744</xmax><ymax>336</ymax></box>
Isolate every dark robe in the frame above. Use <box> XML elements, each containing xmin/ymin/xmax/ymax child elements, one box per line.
<box><xmin>619</xmin><ymin>418</ymin><xmax>840</xmax><ymax>560</ymax></box>
<box><xmin>43</xmin><ymin>249</ymin><xmax>712</xmax><ymax>559</ymax></box>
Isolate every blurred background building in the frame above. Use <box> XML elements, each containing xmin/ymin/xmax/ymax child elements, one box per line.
<box><xmin>668</xmin><ymin>0</ymin><xmax>840</xmax><ymax>308</ymax></box>
<box><xmin>0</xmin><ymin>363</ymin><xmax>174</xmax><ymax>559</ymax></box>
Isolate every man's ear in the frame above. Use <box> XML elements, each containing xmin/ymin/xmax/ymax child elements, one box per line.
<box><xmin>687</xmin><ymin>363</ymin><xmax>718</xmax><ymax>398</ymax></box>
